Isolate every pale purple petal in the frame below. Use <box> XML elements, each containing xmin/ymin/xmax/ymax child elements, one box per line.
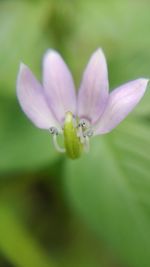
<box><xmin>17</xmin><ymin>63</ymin><xmax>60</xmax><ymax>129</ymax></box>
<box><xmin>94</xmin><ymin>79</ymin><xmax>149</xmax><ymax>135</ymax></box>
<box><xmin>77</xmin><ymin>48</ymin><xmax>109</xmax><ymax>124</ymax></box>
<box><xmin>43</xmin><ymin>50</ymin><xmax>76</xmax><ymax>123</ymax></box>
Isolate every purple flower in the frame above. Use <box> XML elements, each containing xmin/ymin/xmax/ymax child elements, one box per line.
<box><xmin>17</xmin><ymin>49</ymin><xmax>149</xmax><ymax>158</ymax></box>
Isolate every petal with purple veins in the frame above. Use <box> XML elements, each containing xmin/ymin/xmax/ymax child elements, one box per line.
<box><xmin>77</xmin><ymin>48</ymin><xmax>109</xmax><ymax>124</ymax></box>
<box><xmin>43</xmin><ymin>50</ymin><xmax>76</xmax><ymax>123</ymax></box>
<box><xmin>94</xmin><ymin>78</ymin><xmax>149</xmax><ymax>135</ymax></box>
<box><xmin>17</xmin><ymin>63</ymin><xmax>60</xmax><ymax>130</ymax></box>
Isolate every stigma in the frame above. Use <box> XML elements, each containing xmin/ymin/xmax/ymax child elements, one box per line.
<box><xmin>49</xmin><ymin>112</ymin><xmax>93</xmax><ymax>159</ymax></box>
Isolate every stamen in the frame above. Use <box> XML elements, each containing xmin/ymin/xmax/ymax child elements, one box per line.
<box><xmin>49</xmin><ymin>127</ymin><xmax>59</xmax><ymax>135</ymax></box>
<box><xmin>83</xmin><ymin>136</ymin><xmax>90</xmax><ymax>153</ymax></box>
<box><xmin>52</xmin><ymin>134</ymin><xmax>66</xmax><ymax>153</ymax></box>
<box><xmin>82</xmin><ymin>129</ymin><xmax>93</xmax><ymax>153</ymax></box>
<box><xmin>83</xmin><ymin>129</ymin><xmax>93</xmax><ymax>138</ymax></box>
<box><xmin>49</xmin><ymin>127</ymin><xmax>66</xmax><ymax>153</ymax></box>
<box><xmin>77</xmin><ymin>126</ymin><xmax>85</xmax><ymax>144</ymax></box>
<box><xmin>78</xmin><ymin>119</ymin><xmax>90</xmax><ymax>129</ymax></box>
<box><xmin>48</xmin><ymin>118</ymin><xmax>93</xmax><ymax>156</ymax></box>
<box><xmin>77</xmin><ymin>119</ymin><xmax>93</xmax><ymax>146</ymax></box>
<box><xmin>77</xmin><ymin>118</ymin><xmax>91</xmax><ymax>144</ymax></box>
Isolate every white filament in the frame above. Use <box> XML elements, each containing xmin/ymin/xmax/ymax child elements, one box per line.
<box><xmin>77</xmin><ymin>119</ymin><xmax>93</xmax><ymax>152</ymax></box>
<box><xmin>49</xmin><ymin>118</ymin><xmax>93</xmax><ymax>154</ymax></box>
<box><xmin>83</xmin><ymin>136</ymin><xmax>90</xmax><ymax>153</ymax></box>
<box><xmin>77</xmin><ymin>126</ymin><xmax>85</xmax><ymax>144</ymax></box>
<box><xmin>52</xmin><ymin>134</ymin><xmax>66</xmax><ymax>153</ymax></box>
<box><xmin>49</xmin><ymin>127</ymin><xmax>65</xmax><ymax>153</ymax></box>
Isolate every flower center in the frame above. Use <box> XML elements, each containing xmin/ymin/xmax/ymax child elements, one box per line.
<box><xmin>49</xmin><ymin>112</ymin><xmax>93</xmax><ymax>159</ymax></box>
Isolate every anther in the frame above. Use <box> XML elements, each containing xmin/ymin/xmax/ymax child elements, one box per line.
<box><xmin>83</xmin><ymin>129</ymin><xmax>93</xmax><ymax>138</ymax></box>
<box><xmin>49</xmin><ymin>127</ymin><xmax>59</xmax><ymax>135</ymax></box>
<box><xmin>49</xmin><ymin>127</ymin><xmax>66</xmax><ymax>153</ymax></box>
<box><xmin>78</xmin><ymin>119</ymin><xmax>90</xmax><ymax>129</ymax></box>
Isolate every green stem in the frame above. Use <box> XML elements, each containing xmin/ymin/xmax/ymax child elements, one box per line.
<box><xmin>0</xmin><ymin>203</ymin><xmax>57</xmax><ymax>267</ymax></box>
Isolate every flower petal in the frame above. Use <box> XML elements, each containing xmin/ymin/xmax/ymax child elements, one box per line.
<box><xmin>94</xmin><ymin>79</ymin><xmax>149</xmax><ymax>135</ymax></box>
<box><xmin>43</xmin><ymin>50</ymin><xmax>76</xmax><ymax>123</ymax></box>
<box><xmin>17</xmin><ymin>63</ymin><xmax>60</xmax><ymax>129</ymax></box>
<box><xmin>77</xmin><ymin>48</ymin><xmax>109</xmax><ymax>124</ymax></box>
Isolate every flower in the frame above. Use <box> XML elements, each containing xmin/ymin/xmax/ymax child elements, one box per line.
<box><xmin>17</xmin><ymin>48</ymin><xmax>149</xmax><ymax>159</ymax></box>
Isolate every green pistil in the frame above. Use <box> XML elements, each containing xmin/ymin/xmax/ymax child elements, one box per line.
<box><xmin>64</xmin><ymin>112</ymin><xmax>83</xmax><ymax>159</ymax></box>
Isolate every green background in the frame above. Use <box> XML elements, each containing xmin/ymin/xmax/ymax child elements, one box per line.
<box><xmin>0</xmin><ymin>0</ymin><xmax>150</xmax><ymax>266</ymax></box>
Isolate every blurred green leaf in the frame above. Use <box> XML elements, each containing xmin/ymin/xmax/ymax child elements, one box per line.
<box><xmin>0</xmin><ymin>0</ymin><xmax>75</xmax><ymax>174</ymax></box>
<box><xmin>0</xmin><ymin>202</ymin><xmax>56</xmax><ymax>267</ymax></box>
<box><xmin>70</xmin><ymin>0</ymin><xmax>150</xmax><ymax>87</ymax></box>
<box><xmin>0</xmin><ymin>96</ymin><xmax>60</xmax><ymax>173</ymax></box>
<box><xmin>1</xmin><ymin>0</ymin><xmax>150</xmax><ymax>266</ymax></box>
<box><xmin>0</xmin><ymin>0</ymin><xmax>48</xmax><ymax>96</ymax></box>
<box><xmin>0</xmin><ymin>0</ymin><xmax>76</xmax><ymax>97</ymax></box>
<box><xmin>65</xmin><ymin>91</ymin><xmax>150</xmax><ymax>267</ymax></box>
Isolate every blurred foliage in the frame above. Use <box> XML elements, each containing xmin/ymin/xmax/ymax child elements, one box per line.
<box><xmin>0</xmin><ymin>0</ymin><xmax>150</xmax><ymax>267</ymax></box>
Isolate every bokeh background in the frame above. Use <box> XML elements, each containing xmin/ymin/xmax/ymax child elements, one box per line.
<box><xmin>0</xmin><ymin>0</ymin><xmax>150</xmax><ymax>266</ymax></box>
